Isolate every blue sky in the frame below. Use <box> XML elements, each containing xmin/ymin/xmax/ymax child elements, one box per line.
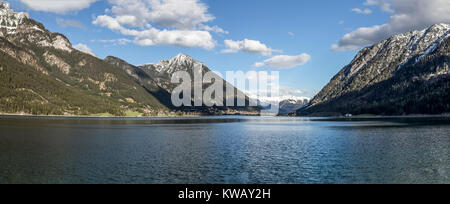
<box><xmin>8</xmin><ymin>0</ymin><xmax>450</xmax><ymax>98</ymax></box>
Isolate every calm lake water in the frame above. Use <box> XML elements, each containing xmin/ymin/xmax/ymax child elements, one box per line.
<box><xmin>0</xmin><ymin>116</ymin><xmax>449</xmax><ymax>184</ymax></box>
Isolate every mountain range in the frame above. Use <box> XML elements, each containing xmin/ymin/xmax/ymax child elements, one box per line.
<box><xmin>257</xmin><ymin>96</ymin><xmax>310</xmax><ymax>115</ymax></box>
<box><xmin>0</xmin><ymin>3</ymin><xmax>257</xmax><ymax>116</ymax></box>
<box><xmin>279</xmin><ymin>97</ymin><xmax>309</xmax><ymax>114</ymax></box>
<box><xmin>298</xmin><ymin>23</ymin><xmax>450</xmax><ymax>116</ymax></box>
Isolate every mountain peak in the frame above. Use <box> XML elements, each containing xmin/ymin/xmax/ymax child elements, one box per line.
<box><xmin>0</xmin><ymin>1</ymin><xmax>28</xmax><ymax>18</ymax></box>
<box><xmin>422</xmin><ymin>23</ymin><xmax>450</xmax><ymax>36</ymax></box>
<box><xmin>170</xmin><ymin>53</ymin><xmax>195</xmax><ymax>64</ymax></box>
<box><xmin>0</xmin><ymin>1</ymin><xmax>9</xmax><ymax>9</ymax></box>
<box><xmin>175</xmin><ymin>53</ymin><xmax>191</xmax><ymax>59</ymax></box>
<box><xmin>152</xmin><ymin>53</ymin><xmax>204</xmax><ymax>74</ymax></box>
<box><xmin>138</xmin><ymin>53</ymin><xmax>205</xmax><ymax>74</ymax></box>
<box><xmin>0</xmin><ymin>1</ymin><xmax>29</xmax><ymax>35</ymax></box>
<box><xmin>105</xmin><ymin>56</ymin><xmax>123</xmax><ymax>62</ymax></box>
<box><xmin>429</xmin><ymin>23</ymin><xmax>450</xmax><ymax>30</ymax></box>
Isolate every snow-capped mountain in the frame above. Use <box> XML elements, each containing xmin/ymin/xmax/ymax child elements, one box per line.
<box><xmin>0</xmin><ymin>2</ymin><xmax>28</xmax><ymax>35</ymax></box>
<box><xmin>0</xmin><ymin>2</ymin><xmax>73</xmax><ymax>54</ymax></box>
<box><xmin>137</xmin><ymin>54</ymin><xmax>206</xmax><ymax>92</ymax></box>
<box><xmin>299</xmin><ymin>23</ymin><xmax>450</xmax><ymax>116</ymax></box>
<box><xmin>105</xmin><ymin>54</ymin><xmax>259</xmax><ymax>114</ymax></box>
<box><xmin>279</xmin><ymin>97</ymin><xmax>310</xmax><ymax>114</ymax></box>
<box><xmin>256</xmin><ymin>96</ymin><xmax>310</xmax><ymax>114</ymax></box>
<box><xmin>141</xmin><ymin>53</ymin><xmax>207</xmax><ymax>75</ymax></box>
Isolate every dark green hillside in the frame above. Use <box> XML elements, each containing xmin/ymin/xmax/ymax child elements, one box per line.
<box><xmin>0</xmin><ymin>35</ymin><xmax>168</xmax><ymax>116</ymax></box>
<box><xmin>0</xmin><ymin>49</ymin><xmax>124</xmax><ymax>115</ymax></box>
<box><xmin>104</xmin><ymin>56</ymin><xmax>175</xmax><ymax>110</ymax></box>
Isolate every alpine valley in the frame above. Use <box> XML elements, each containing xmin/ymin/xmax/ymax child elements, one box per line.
<box><xmin>1</xmin><ymin>2</ymin><xmax>449</xmax><ymax>117</ymax></box>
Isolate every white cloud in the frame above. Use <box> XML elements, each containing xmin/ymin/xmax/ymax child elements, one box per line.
<box><xmin>351</xmin><ymin>8</ymin><xmax>373</xmax><ymax>15</ymax></box>
<box><xmin>103</xmin><ymin>0</ymin><xmax>214</xmax><ymax>29</ymax></box>
<box><xmin>333</xmin><ymin>0</ymin><xmax>450</xmax><ymax>51</ymax></box>
<box><xmin>221</xmin><ymin>39</ymin><xmax>282</xmax><ymax>56</ymax></box>
<box><xmin>198</xmin><ymin>24</ymin><xmax>229</xmax><ymax>34</ymax></box>
<box><xmin>364</xmin><ymin>0</ymin><xmax>394</xmax><ymax>13</ymax></box>
<box><xmin>73</xmin><ymin>43</ymin><xmax>96</xmax><ymax>57</ymax></box>
<box><xmin>288</xmin><ymin>32</ymin><xmax>295</xmax><ymax>37</ymax></box>
<box><xmin>243</xmin><ymin>74</ymin><xmax>310</xmax><ymax>103</ymax></box>
<box><xmin>93</xmin><ymin>0</ymin><xmax>218</xmax><ymax>50</ymax></box>
<box><xmin>279</xmin><ymin>86</ymin><xmax>310</xmax><ymax>96</ymax></box>
<box><xmin>20</xmin><ymin>0</ymin><xmax>98</xmax><ymax>14</ymax></box>
<box><xmin>94</xmin><ymin>38</ymin><xmax>133</xmax><ymax>45</ymax></box>
<box><xmin>56</xmin><ymin>18</ymin><xmax>84</xmax><ymax>29</ymax></box>
<box><xmin>245</xmin><ymin>86</ymin><xmax>310</xmax><ymax>105</ymax></box>
<box><xmin>254</xmin><ymin>54</ymin><xmax>311</xmax><ymax>69</ymax></box>
<box><xmin>339</xmin><ymin>20</ymin><xmax>345</xmax><ymax>25</ymax></box>
<box><xmin>130</xmin><ymin>29</ymin><xmax>215</xmax><ymax>49</ymax></box>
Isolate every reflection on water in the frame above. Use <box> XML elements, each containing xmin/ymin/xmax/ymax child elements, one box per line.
<box><xmin>0</xmin><ymin>116</ymin><xmax>449</xmax><ymax>184</ymax></box>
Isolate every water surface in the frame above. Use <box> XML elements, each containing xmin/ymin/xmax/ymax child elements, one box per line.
<box><xmin>0</xmin><ymin>116</ymin><xmax>449</xmax><ymax>184</ymax></box>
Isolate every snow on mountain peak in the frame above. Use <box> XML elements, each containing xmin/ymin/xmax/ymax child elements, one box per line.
<box><xmin>394</xmin><ymin>23</ymin><xmax>450</xmax><ymax>70</ymax></box>
<box><xmin>344</xmin><ymin>23</ymin><xmax>450</xmax><ymax>77</ymax></box>
<box><xmin>168</xmin><ymin>53</ymin><xmax>203</xmax><ymax>67</ymax></box>
<box><xmin>429</xmin><ymin>23</ymin><xmax>450</xmax><ymax>31</ymax></box>
<box><xmin>173</xmin><ymin>53</ymin><xmax>192</xmax><ymax>61</ymax></box>
<box><xmin>0</xmin><ymin>1</ymin><xmax>29</xmax><ymax>20</ymax></box>
<box><xmin>0</xmin><ymin>1</ymin><xmax>29</xmax><ymax>35</ymax></box>
<box><xmin>141</xmin><ymin>54</ymin><xmax>205</xmax><ymax>74</ymax></box>
<box><xmin>0</xmin><ymin>1</ymin><xmax>9</xmax><ymax>9</ymax></box>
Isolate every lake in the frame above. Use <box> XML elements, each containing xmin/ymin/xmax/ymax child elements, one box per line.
<box><xmin>0</xmin><ymin>116</ymin><xmax>449</xmax><ymax>184</ymax></box>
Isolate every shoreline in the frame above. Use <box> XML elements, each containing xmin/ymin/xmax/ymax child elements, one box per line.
<box><xmin>0</xmin><ymin>113</ymin><xmax>262</xmax><ymax>120</ymax></box>
<box><xmin>1</xmin><ymin>113</ymin><xmax>450</xmax><ymax>120</ymax></box>
<box><xmin>326</xmin><ymin>114</ymin><xmax>450</xmax><ymax>119</ymax></box>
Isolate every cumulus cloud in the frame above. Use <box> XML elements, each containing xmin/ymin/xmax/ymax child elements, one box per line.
<box><xmin>56</xmin><ymin>18</ymin><xmax>84</xmax><ymax>29</ymax></box>
<box><xmin>254</xmin><ymin>54</ymin><xmax>311</xmax><ymax>69</ymax></box>
<box><xmin>73</xmin><ymin>43</ymin><xmax>96</xmax><ymax>57</ymax></box>
<box><xmin>93</xmin><ymin>0</ymin><xmax>220</xmax><ymax>50</ymax></box>
<box><xmin>333</xmin><ymin>0</ymin><xmax>450</xmax><ymax>51</ymax></box>
<box><xmin>351</xmin><ymin>8</ymin><xmax>372</xmax><ymax>15</ymax></box>
<box><xmin>221</xmin><ymin>39</ymin><xmax>282</xmax><ymax>56</ymax></box>
<box><xmin>20</xmin><ymin>0</ymin><xmax>98</xmax><ymax>14</ymax></box>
